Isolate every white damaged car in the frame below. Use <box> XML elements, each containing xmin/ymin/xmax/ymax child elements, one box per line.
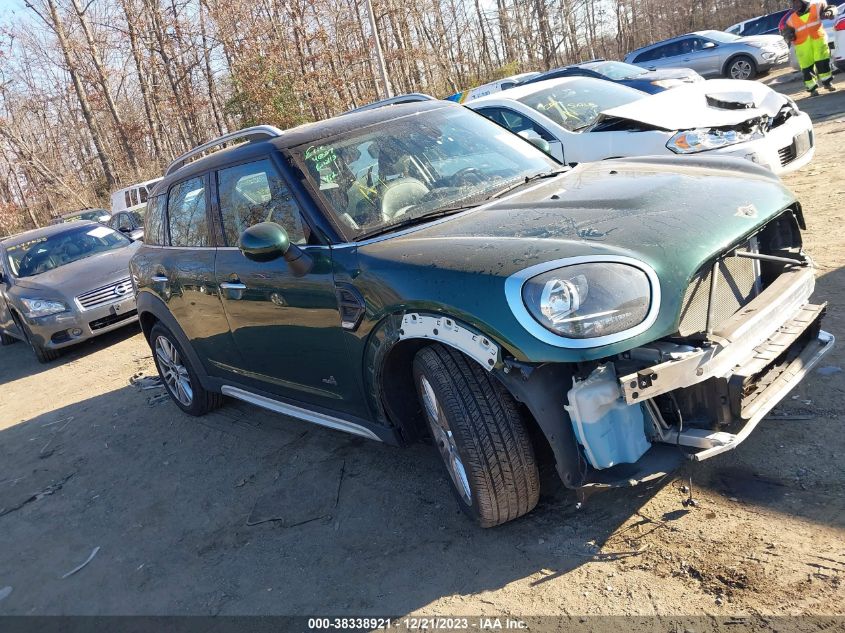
<box><xmin>468</xmin><ymin>77</ymin><xmax>814</xmax><ymax>175</ymax></box>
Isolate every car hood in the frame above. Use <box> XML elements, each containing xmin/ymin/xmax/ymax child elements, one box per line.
<box><xmin>13</xmin><ymin>242</ymin><xmax>140</xmax><ymax>300</ymax></box>
<box><xmin>598</xmin><ymin>79</ymin><xmax>790</xmax><ymax>130</ymax></box>
<box><xmin>356</xmin><ymin>157</ymin><xmax>796</xmax><ymax>360</ymax></box>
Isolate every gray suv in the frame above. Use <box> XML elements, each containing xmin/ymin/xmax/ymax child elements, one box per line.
<box><xmin>0</xmin><ymin>221</ymin><xmax>140</xmax><ymax>362</ymax></box>
<box><xmin>625</xmin><ymin>30</ymin><xmax>789</xmax><ymax>79</ymax></box>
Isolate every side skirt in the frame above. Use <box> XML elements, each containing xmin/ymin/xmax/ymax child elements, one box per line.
<box><xmin>219</xmin><ymin>384</ymin><xmax>396</xmax><ymax>443</ymax></box>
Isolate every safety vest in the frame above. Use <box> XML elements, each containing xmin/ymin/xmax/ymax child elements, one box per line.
<box><xmin>787</xmin><ymin>3</ymin><xmax>824</xmax><ymax>45</ymax></box>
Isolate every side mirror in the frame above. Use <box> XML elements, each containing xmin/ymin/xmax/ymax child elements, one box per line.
<box><xmin>518</xmin><ymin>129</ymin><xmax>552</xmax><ymax>154</ymax></box>
<box><xmin>119</xmin><ymin>227</ymin><xmax>131</xmax><ymax>234</ymax></box>
<box><xmin>238</xmin><ymin>222</ymin><xmax>313</xmax><ymax>277</ymax></box>
<box><xmin>703</xmin><ymin>41</ymin><xmax>717</xmax><ymax>49</ymax></box>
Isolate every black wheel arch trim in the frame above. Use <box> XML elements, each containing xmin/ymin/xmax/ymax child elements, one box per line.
<box><xmin>494</xmin><ymin>361</ymin><xmax>585</xmax><ymax>489</ymax></box>
<box><xmin>364</xmin><ymin>311</ymin><xmax>585</xmax><ymax>487</ymax></box>
<box><xmin>135</xmin><ymin>290</ymin><xmax>215</xmax><ymax>391</ymax></box>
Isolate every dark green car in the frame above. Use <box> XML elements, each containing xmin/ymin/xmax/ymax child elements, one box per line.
<box><xmin>130</xmin><ymin>101</ymin><xmax>833</xmax><ymax>527</ymax></box>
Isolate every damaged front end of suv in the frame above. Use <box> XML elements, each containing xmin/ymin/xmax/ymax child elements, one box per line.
<box><xmin>356</xmin><ymin>153</ymin><xmax>833</xmax><ymax>501</ymax></box>
<box><xmin>491</xmin><ymin>161</ymin><xmax>833</xmax><ymax>490</ymax></box>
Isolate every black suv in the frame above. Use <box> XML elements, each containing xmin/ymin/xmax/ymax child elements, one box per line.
<box><xmin>131</xmin><ymin>102</ymin><xmax>832</xmax><ymax>527</ymax></box>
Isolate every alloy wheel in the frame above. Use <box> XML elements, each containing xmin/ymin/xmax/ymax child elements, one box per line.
<box><xmin>730</xmin><ymin>59</ymin><xmax>753</xmax><ymax>79</ymax></box>
<box><xmin>155</xmin><ymin>335</ymin><xmax>193</xmax><ymax>406</ymax></box>
<box><xmin>419</xmin><ymin>375</ymin><xmax>472</xmax><ymax>504</ymax></box>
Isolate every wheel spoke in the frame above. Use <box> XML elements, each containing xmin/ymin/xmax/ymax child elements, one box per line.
<box><xmin>154</xmin><ymin>335</ymin><xmax>193</xmax><ymax>406</ymax></box>
<box><xmin>419</xmin><ymin>375</ymin><xmax>471</xmax><ymax>504</ymax></box>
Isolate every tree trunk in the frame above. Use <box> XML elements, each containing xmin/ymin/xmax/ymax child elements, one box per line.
<box><xmin>69</xmin><ymin>0</ymin><xmax>140</xmax><ymax>173</ymax></box>
<box><xmin>27</xmin><ymin>0</ymin><xmax>118</xmax><ymax>187</ymax></box>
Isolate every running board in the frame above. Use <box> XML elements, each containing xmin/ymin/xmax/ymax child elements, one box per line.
<box><xmin>220</xmin><ymin>385</ymin><xmax>382</xmax><ymax>441</ymax></box>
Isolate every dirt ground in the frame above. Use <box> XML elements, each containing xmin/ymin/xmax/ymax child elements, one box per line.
<box><xmin>1</xmin><ymin>68</ymin><xmax>844</xmax><ymax>620</ymax></box>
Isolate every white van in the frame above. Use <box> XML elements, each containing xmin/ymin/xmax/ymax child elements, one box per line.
<box><xmin>110</xmin><ymin>178</ymin><xmax>162</xmax><ymax>215</ymax></box>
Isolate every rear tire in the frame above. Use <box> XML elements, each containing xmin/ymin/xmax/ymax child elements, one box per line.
<box><xmin>413</xmin><ymin>344</ymin><xmax>540</xmax><ymax>527</ymax></box>
<box><xmin>726</xmin><ymin>55</ymin><xmax>757</xmax><ymax>80</ymax></box>
<box><xmin>150</xmin><ymin>322</ymin><xmax>223</xmax><ymax>416</ymax></box>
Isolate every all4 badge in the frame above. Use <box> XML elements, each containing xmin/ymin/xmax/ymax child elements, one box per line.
<box><xmin>735</xmin><ymin>203</ymin><xmax>758</xmax><ymax>218</ymax></box>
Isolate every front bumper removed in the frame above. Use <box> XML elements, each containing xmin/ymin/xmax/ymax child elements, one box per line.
<box><xmin>618</xmin><ymin>266</ymin><xmax>834</xmax><ymax>461</ymax></box>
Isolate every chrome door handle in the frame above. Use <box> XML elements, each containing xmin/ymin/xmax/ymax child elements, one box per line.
<box><xmin>151</xmin><ymin>275</ymin><xmax>169</xmax><ymax>283</ymax></box>
<box><xmin>220</xmin><ymin>282</ymin><xmax>247</xmax><ymax>290</ymax></box>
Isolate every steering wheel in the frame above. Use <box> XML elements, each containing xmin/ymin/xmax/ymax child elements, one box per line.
<box><xmin>451</xmin><ymin>167</ymin><xmax>485</xmax><ymax>187</ymax></box>
<box><xmin>380</xmin><ymin>177</ymin><xmax>430</xmax><ymax>221</ymax></box>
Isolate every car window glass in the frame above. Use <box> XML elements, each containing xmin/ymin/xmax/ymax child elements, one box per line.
<box><xmin>124</xmin><ymin>190</ymin><xmax>131</xmax><ymax>208</ymax></box>
<box><xmin>477</xmin><ymin>107</ymin><xmax>555</xmax><ymax>142</ymax></box>
<box><xmin>518</xmin><ymin>78</ymin><xmax>643</xmax><ymax>132</ymax></box>
<box><xmin>217</xmin><ymin>159</ymin><xmax>308</xmax><ymax>246</ymax></box>
<box><xmin>290</xmin><ymin>107</ymin><xmax>556</xmax><ymax>241</ymax></box>
<box><xmin>636</xmin><ymin>44</ymin><xmax>669</xmax><ymax>62</ymax></box>
<box><xmin>167</xmin><ymin>177</ymin><xmax>209</xmax><ymax>247</ymax></box>
<box><xmin>5</xmin><ymin>226</ymin><xmax>130</xmax><ymax>277</ymax></box>
<box><xmin>660</xmin><ymin>41</ymin><xmax>683</xmax><ymax>57</ymax></box>
<box><xmin>139</xmin><ymin>187</ymin><xmax>148</xmax><ymax>204</ymax></box>
<box><xmin>118</xmin><ymin>213</ymin><xmax>133</xmax><ymax>230</ymax></box>
<box><xmin>591</xmin><ymin>61</ymin><xmax>648</xmax><ymax>79</ymax></box>
<box><xmin>145</xmin><ymin>195</ymin><xmax>165</xmax><ymax>246</ymax></box>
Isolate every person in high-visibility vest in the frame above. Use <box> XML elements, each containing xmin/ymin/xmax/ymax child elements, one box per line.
<box><xmin>783</xmin><ymin>0</ymin><xmax>836</xmax><ymax>94</ymax></box>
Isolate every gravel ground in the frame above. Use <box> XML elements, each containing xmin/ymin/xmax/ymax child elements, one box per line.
<box><xmin>0</xmin><ymin>68</ymin><xmax>843</xmax><ymax>618</ymax></box>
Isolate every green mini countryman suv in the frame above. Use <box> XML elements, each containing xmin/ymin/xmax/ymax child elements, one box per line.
<box><xmin>131</xmin><ymin>101</ymin><xmax>833</xmax><ymax>527</ymax></box>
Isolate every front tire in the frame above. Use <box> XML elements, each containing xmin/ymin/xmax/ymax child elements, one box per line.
<box><xmin>16</xmin><ymin>317</ymin><xmax>60</xmax><ymax>363</ymax></box>
<box><xmin>413</xmin><ymin>344</ymin><xmax>540</xmax><ymax>527</ymax></box>
<box><xmin>150</xmin><ymin>322</ymin><xmax>223</xmax><ymax>416</ymax></box>
<box><xmin>726</xmin><ymin>55</ymin><xmax>757</xmax><ymax>80</ymax></box>
<box><xmin>0</xmin><ymin>331</ymin><xmax>18</xmax><ymax>346</ymax></box>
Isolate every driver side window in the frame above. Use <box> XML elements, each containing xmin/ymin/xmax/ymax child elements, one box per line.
<box><xmin>217</xmin><ymin>159</ymin><xmax>308</xmax><ymax>247</ymax></box>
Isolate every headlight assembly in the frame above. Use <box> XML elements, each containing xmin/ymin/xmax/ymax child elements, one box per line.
<box><xmin>666</xmin><ymin>127</ymin><xmax>763</xmax><ymax>154</ymax></box>
<box><xmin>20</xmin><ymin>298</ymin><xmax>68</xmax><ymax>318</ymax></box>
<box><xmin>521</xmin><ymin>263</ymin><xmax>652</xmax><ymax>339</ymax></box>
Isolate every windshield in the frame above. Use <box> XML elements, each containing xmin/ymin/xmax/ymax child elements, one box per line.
<box><xmin>290</xmin><ymin>107</ymin><xmax>558</xmax><ymax>241</ymax></box>
<box><xmin>701</xmin><ymin>30</ymin><xmax>742</xmax><ymax>43</ymax></box>
<box><xmin>518</xmin><ymin>78</ymin><xmax>645</xmax><ymax>132</ymax></box>
<box><xmin>585</xmin><ymin>61</ymin><xmax>648</xmax><ymax>80</ymax></box>
<box><xmin>5</xmin><ymin>225</ymin><xmax>131</xmax><ymax>278</ymax></box>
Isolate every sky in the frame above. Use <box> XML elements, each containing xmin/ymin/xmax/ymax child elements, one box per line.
<box><xmin>0</xmin><ymin>0</ymin><xmax>32</xmax><ymax>22</ymax></box>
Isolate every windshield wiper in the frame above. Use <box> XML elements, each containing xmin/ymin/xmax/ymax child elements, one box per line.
<box><xmin>489</xmin><ymin>169</ymin><xmax>569</xmax><ymax>200</ymax></box>
<box><xmin>355</xmin><ymin>205</ymin><xmax>477</xmax><ymax>241</ymax></box>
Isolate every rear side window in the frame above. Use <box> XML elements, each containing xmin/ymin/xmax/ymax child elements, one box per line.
<box><xmin>124</xmin><ymin>190</ymin><xmax>131</xmax><ymax>208</ymax></box>
<box><xmin>145</xmin><ymin>195</ymin><xmax>166</xmax><ymax>246</ymax></box>
<box><xmin>636</xmin><ymin>43</ymin><xmax>671</xmax><ymax>62</ymax></box>
<box><xmin>139</xmin><ymin>187</ymin><xmax>148</xmax><ymax>204</ymax></box>
<box><xmin>167</xmin><ymin>176</ymin><xmax>209</xmax><ymax>247</ymax></box>
<box><xmin>216</xmin><ymin>159</ymin><xmax>308</xmax><ymax>246</ymax></box>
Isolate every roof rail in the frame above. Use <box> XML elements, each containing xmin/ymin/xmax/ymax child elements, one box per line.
<box><xmin>341</xmin><ymin>93</ymin><xmax>437</xmax><ymax>116</ymax></box>
<box><xmin>165</xmin><ymin>125</ymin><xmax>284</xmax><ymax>176</ymax></box>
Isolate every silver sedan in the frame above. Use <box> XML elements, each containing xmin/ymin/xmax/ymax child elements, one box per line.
<box><xmin>0</xmin><ymin>221</ymin><xmax>140</xmax><ymax>363</ymax></box>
